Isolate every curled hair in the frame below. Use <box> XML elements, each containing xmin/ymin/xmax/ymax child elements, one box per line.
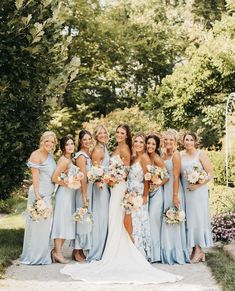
<box><xmin>40</xmin><ymin>131</ymin><xmax>57</xmax><ymax>152</ymax></box>
<box><xmin>77</xmin><ymin>129</ymin><xmax>92</xmax><ymax>151</ymax></box>
<box><xmin>116</xmin><ymin>124</ymin><xmax>132</xmax><ymax>152</ymax></box>
<box><xmin>60</xmin><ymin>134</ymin><xmax>74</xmax><ymax>153</ymax></box>
<box><xmin>93</xmin><ymin>125</ymin><xmax>109</xmax><ymax>144</ymax></box>
<box><xmin>146</xmin><ymin>134</ymin><xmax>160</xmax><ymax>156</ymax></box>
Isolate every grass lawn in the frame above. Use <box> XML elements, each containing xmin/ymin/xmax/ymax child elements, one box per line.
<box><xmin>207</xmin><ymin>249</ymin><xmax>235</xmax><ymax>291</ymax></box>
<box><xmin>0</xmin><ymin>196</ymin><xmax>26</xmax><ymax>279</ymax></box>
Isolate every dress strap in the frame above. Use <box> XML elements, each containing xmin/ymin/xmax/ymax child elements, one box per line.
<box><xmin>74</xmin><ymin>151</ymin><xmax>90</xmax><ymax>160</ymax></box>
<box><xmin>27</xmin><ymin>160</ymin><xmax>41</xmax><ymax>169</ymax></box>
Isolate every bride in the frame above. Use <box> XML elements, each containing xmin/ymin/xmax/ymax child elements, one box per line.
<box><xmin>61</xmin><ymin>124</ymin><xmax>183</xmax><ymax>284</ymax></box>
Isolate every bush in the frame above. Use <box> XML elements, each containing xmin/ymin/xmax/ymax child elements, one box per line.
<box><xmin>0</xmin><ymin>1</ymin><xmax>73</xmax><ymax>199</ymax></box>
<box><xmin>210</xmin><ymin>184</ymin><xmax>235</xmax><ymax>217</ymax></box>
<box><xmin>211</xmin><ymin>212</ymin><xmax>235</xmax><ymax>243</ymax></box>
<box><xmin>207</xmin><ymin>151</ymin><xmax>235</xmax><ymax>186</ymax></box>
<box><xmin>83</xmin><ymin>107</ymin><xmax>162</xmax><ymax>151</ymax></box>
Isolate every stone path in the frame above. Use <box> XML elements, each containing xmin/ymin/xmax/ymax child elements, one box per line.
<box><xmin>1</xmin><ymin>244</ymin><xmax>221</xmax><ymax>291</ymax></box>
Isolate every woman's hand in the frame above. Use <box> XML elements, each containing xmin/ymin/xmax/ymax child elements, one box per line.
<box><xmin>173</xmin><ymin>195</ymin><xmax>180</xmax><ymax>209</ymax></box>
<box><xmin>35</xmin><ymin>193</ymin><xmax>42</xmax><ymax>200</ymax></box>
<box><xmin>84</xmin><ymin>198</ymin><xmax>89</xmax><ymax>208</ymax></box>
<box><xmin>142</xmin><ymin>195</ymin><xmax>148</xmax><ymax>205</ymax></box>
<box><xmin>188</xmin><ymin>183</ymin><xmax>200</xmax><ymax>191</ymax></box>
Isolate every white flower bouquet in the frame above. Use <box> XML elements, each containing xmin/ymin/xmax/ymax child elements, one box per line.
<box><xmin>27</xmin><ymin>199</ymin><xmax>52</xmax><ymax>222</ymax></box>
<box><xmin>184</xmin><ymin>165</ymin><xmax>209</xmax><ymax>185</ymax></box>
<box><xmin>104</xmin><ymin>155</ymin><xmax>129</xmax><ymax>188</ymax></box>
<box><xmin>87</xmin><ymin>164</ymin><xmax>105</xmax><ymax>189</ymax></box>
<box><xmin>144</xmin><ymin>165</ymin><xmax>169</xmax><ymax>192</ymax></box>
<box><xmin>163</xmin><ymin>207</ymin><xmax>185</xmax><ymax>224</ymax></box>
<box><xmin>58</xmin><ymin>166</ymin><xmax>84</xmax><ymax>189</ymax></box>
<box><xmin>73</xmin><ymin>207</ymin><xmax>93</xmax><ymax>234</ymax></box>
<box><xmin>121</xmin><ymin>190</ymin><xmax>143</xmax><ymax>214</ymax></box>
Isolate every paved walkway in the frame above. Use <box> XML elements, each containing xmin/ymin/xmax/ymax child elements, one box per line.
<box><xmin>1</xmin><ymin>244</ymin><xmax>221</xmax><ymax>291</ymax></box>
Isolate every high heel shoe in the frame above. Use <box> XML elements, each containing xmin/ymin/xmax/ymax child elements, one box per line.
<box><xmin>191</xmin><ymin>252</ymin><xmax>206</xmax><ymax>263</ymax></box>
<box><xmin>72</xmin><ymin>250</ymin><xmax>85</xmax><ymax>262</ymax></box>
<box><xmin>52</xmin><ymin>252</ymin><xmax>69</xmax><ymax>264</ymax></box>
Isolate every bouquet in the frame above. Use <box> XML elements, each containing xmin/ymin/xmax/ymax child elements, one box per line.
<box><xmin>144</xmin><ymin>165</ymin><xmax>169</xmax><ymax>192</ymax></box>
<box><xmin>58</xmin><ymin>166</ymin><xmax>84</xmax><ymax>189</ymax></box>
<box><xmin>104</xmin><ymin>155</ymin><xmax>129</xmax><ymax>188</ymax></box>
<box><xmin>121</xmin><ymin>190</ymin><xmax>143</xmax><ymax>214</ymax></box>
<box><xmin>87</xmin><ymin>164</ymin><xmax>105</xmax><ymax>189</ymax></box>
<box><xmin>73</xmin><ymin>207</ymin><xmax>93</xmax><ymax>234</ymax></box>
<box><xmin>163</xmin><ymin>207</ymin><xmax>185</xmax><ymax>224</ymax></box>
<box><xmin>184</xmin><ymin>165</ymin><xmax>209</xmax><ymax>185</ymax></box>
<box><xmin>27</xmin><ymin>199</ymin><xmax>52</xmax><ymax>222</ymax></box>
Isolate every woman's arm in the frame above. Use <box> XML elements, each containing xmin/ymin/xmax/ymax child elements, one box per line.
<box><xmin>76</xmin><ymin>155</ymin><xmax>89</xmax><ymax>207</ymax></box>
<box><xmin>172</xmin><ymin>151</ymin><xmax>181</xmax><ymax>209</ymax></box>
<box><xmin>52</xmin><ymin>157</ymin><xmax>70</xmax><ymax>187</ymax></box>
<box><xmin>141</xmin><ymin>154</ymin><xmax>151</xmax><ymax>204</ymax></box>
<box><xmin>188</xmin><ymin>151</ymin><xmax>213</xmax><ymax>191</ymax></box>
<box><xmin>91</xmin><ymin>146</ymin><xmax>104</xmax><ymax>165</ymax></box>
<box><xmin>154</xmin><ymin>155</ymin><xmax>169</xmax><ymax>186</ymax></box>
<box><xmin>28</xmin><ymin>151</ymin><xmax>42</xmax><ymax>200</ymax></box>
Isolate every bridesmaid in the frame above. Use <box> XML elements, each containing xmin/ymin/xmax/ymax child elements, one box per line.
<box><xmin>51</xmin><ymin>135</ymin><xmax>77</xmax><ymax>264</ymax></box>
<box><xmin>86</xmin><ymin>125</ymin><xmax>110</xmax><ymax>261</ymax></box>
<box><xmin>73</xmin><ymin>129</ymin><xmax>93</xmax><ymax>262</ymax></box>
<box><xmin>20</xmin><ymin>131</ymin><xmax>57</xmax><ymax>265</ymax></box>
<box><xmin>127</xmin><ymin>133</ymin><xmax>152</xmax><ymax>260</ymax></box>
<box><xmin>146</xmin><ymin>134</ymin><xmax>168</xmax><ymax>263</ymax></box>
<box><xmin>181</xmin><ymin>132</ymin><xmax>213</xmax><ymax>263</ymax></box>
<box><xmin>161</xmin><ymin>129</ymin><xmax>190</xmax><ymax>264</ymax></box>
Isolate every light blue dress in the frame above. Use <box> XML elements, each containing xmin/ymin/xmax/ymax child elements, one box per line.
<box><xmin>87</xmin><ymin>146</ymin><xmax>110</xmax><ymax>261</ymax></box>
<box><xmin>20</xmin><ymin>154</ymin><xmax>56</xmax><ymax>265</ymax></box>
<box><xmin>180</xmin><ymin>150</ymin><xmax>213</xmax><ymax>249</ymax></box>
<box><xmin>127</xmin><ymin>161</ymin><xmax>151</xmax><ymax>261</ymax></box>
<box><xmin>51</xmin><ymin>163</ymin><xmax>76</xmax><ymax>240</ymax></box>
<box><xmin>161</xmin><ymin>158</ymin><xmax>190</xmax><ymax>264</ymax></box>
<box><xmin>74</xmin><ymin>151</ymin><xmax>93</xmax><ymax>251</ymax></box>
<box><xmin>148</xmin><ymin>184</ymin><xmax>163</xmax><ymax>263</ymax></box>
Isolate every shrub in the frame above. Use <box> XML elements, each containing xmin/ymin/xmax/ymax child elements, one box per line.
<box><xmin>0</xmin><ymin>1</ymin><xmax>74</xmax><ymax>199</ymax></box>
<box><xmin>83</xmin><ymin>107</ymin><xmax>162</xmax><ymax>151</ymax></box>
<box><xmin>207</xmin><ymin>151</ymin><xmax>235</xmax><ymax>186</ymax></box>
<box><xmin>211</xmin><ymin>212</ymin><xmax>235</xmax><ymax>243</ymax></box>
<box><xmin>209</xmin><ymin>184</ymin><xmax>235</xmax><ymax>217</ymax></box>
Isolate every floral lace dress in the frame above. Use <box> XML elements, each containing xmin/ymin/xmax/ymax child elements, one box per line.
<box><xmin>127</xmin><ymin>161</ymin><xmax>151</xmax><ymax>260</ymax></box>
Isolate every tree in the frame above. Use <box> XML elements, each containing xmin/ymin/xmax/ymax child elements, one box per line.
<box><xmin>0</xmin><ymin>0</ymin><xmax>76</xmax><ymax>199</ymax></box>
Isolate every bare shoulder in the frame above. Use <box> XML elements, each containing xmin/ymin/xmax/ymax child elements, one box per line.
<box><xmin>154</xmin><ymin>153</ymin><xmax>162</xmax><ymax>163</ymax></box>
<box><xmin>199</xmin><ymin>150</ymin><xmax>209</xmax><ymax>160</ymax></box>
<box><xmin>141</xmin><ymin>153</ymin><xmax>151</xmax><ymax>164</ymax></box>
<box><xmin>172</xmin><ymin>150</ymin><xmax>180</xmax><ymax>159</ymax></box>
<box><xmin>92</xmin><ymin>145</ymin><xmax>104</xmax><ymax>156</ymax></box>
<box><xmin>57</xmin><ymin>156</ymin><xmax>70</xmax><ymax>167</ymax></box>
<box><xmin>29</xmin><ymin>150</ymin><xmax>41</xmax><ymax>164</ymax></box>
<box><xmin>120</xmin><ymin>144</ymin><xmax>131</xmax><ymax>156</ymax></box>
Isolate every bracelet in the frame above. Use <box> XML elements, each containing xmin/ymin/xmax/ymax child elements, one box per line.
<box><xmin>173</xmin><ymin>193</ymin><xmax>178</xmax><ymax>196</ymax></box>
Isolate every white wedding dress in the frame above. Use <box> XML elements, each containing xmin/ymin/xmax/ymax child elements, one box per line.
<box><xmin>61</xmin><ymin>181</ymin><xmax>183</xmax><ymax>284</ymax></box>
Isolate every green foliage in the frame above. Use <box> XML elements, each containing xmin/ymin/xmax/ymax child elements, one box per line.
<box><xmin>48</xmin><ymin>105</ymin><xmax>91</xmax><ymax>140</ymax></box>
<box><xmin>83</xmin><ymin>107</ymin><xmax>161</xmax><ymax>150</ymax></box>
<box><xmin>207</xmin><ymin>151</ymin><xmax>235</xmax><ymax>186</ymax></box>
<box><xmin>207</xmin><ymin>250</ymin><xmax>235</xmax><ymax>291</ymax></box>
<box><xmin>210</xmin><ymin>184</ymin><xmax>235</xmax><ymax>217</ymax></box>
<box><xmin>0</xmin><ymin>0</ymin><xmax>77</xmax><ymax>199</ymax></box>
<box><xmin>146</xmin><ymin>11</ymin><xmax>235</xmax><ymax>148</ymax></box>
<box><xmin>0</xmin><ymin>229</ymin><xmax>24</xmax><ymax>278</ymax></box>
<box><xmin>0</xmin><ymin>195</ymin><xmax>27</xmax><ymax>214</ymax></box>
